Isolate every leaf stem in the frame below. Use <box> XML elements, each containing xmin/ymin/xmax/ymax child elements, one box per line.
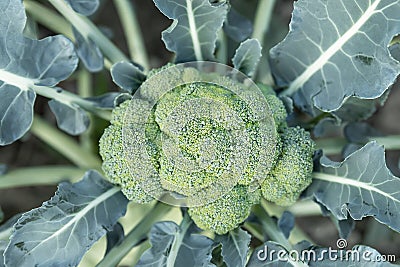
<box><xmin>113</xmin><ymin>0</ymin><xmax>150</xmax><ymax>71</ymax></box>
<box><xmin>252</xmin><ymin>204</ymin><xmax>292</xmax><ymax>251</ymax></box>
<box><xmin>30</xmin><ymin>116</ymin><xmax>102</xmax><ymax>170</ymax></box>
<box><xmin>315</xmin><ymin>135</ymin><xmax>400</xmax><ymax>156</ymax></box>
<box><xmin>24</xmin><ymin>0</ymin><xmax>74</xmax><ymax>40</ymax></box>
<box><xmin>49</xmin><ymin>0</ymin><xmax>129</xmax><ymax>65</ymax></box>
<box><xmin>33</xmin><ymin>85</ymin><xmax>112</xmax><ymax>121</ymax></box>
<box><xmin>0</xmin><ymin>166</ymin><xmax>85</xmax><ymax>189</ymax></box>
<box><xmin>96</xmin><ymin>202</ymin><xmax>172</xmax><ymax>267</ymax></box>
<box><xmin>252</xmin><ymin>0</ymin><xmax>277</xmax><ymax>46</ymax></box>
<box><xmin>167</xmin><ymin>213</ymin><xmax>191</xmax><ymax>267</ymax></box>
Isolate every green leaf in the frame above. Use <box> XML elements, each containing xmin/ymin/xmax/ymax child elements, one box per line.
<box><xmin>215</xmin><ymin>228</ymin><xmax>251</xmax><ymax>267</ymax></box>
<box><xmin>232</xmin><ymin>38</ymin><xmax>262</xmax><ymax>77</ymax></box>
<box><xmin>332</xmin><ymin>91</ymin><xmax>389</xmax><ymax>122</ymax></box>
<box><xmin>153</xmin><ymin>0</ymin><xmax>228</xmax><ymax>62</ymax></box>
<box><xmin>4</xmin><ymin>170</ymin><xmax>128</xmax><ymax>267</ymax></box>
<box><xmin>105</xmin><ymin>222</ymin><xmax>125</xmax><ymax>255</ymax></box>
<box><xmin>271</xmin><ymin>0</ymin><xmax>400</xmax><ymax>114</ymax></box>
<box><xmin>111</xmin><ymin>61</ymin><xmax>146</xmax><ymax>93</ymax></box>
<box><xmin>223</xmin><ymin>8</ymin><xmax>252</xmax><ymax>43</ymax></box>
<box><xmin>72</xmin><ymin>27</ymin><xmax>104</xmax><ymax>72</ymax></box>
<box><xmin>0</xmin><ymin>241</ymin><xmax>7</xmax><ymax>267</ymax></box>
<box><xmin>0</xmin><ymin>0</ymin><xmax>78</xmax><ymax>145</ymax></box>
<box><xmin>85</xmin><ymin>92</ymin><xmax>121</xmax><ymax>109</ymax></box>
<box><xmin>65</xmin><ymin>0</ymin><xmax>99</xmax><ymax>16</ymax></box>
<box><xmin>48</xmin><ymin>99</ymin><xmax>90</xmax><ymax>135</ymax></box>
<box><xmin>137</xmin><ymin>214</ymin><xmax>215</xmax><ymax>267</ymax></box>
<box><xmin>306</xmin><ymin>142</ymin><xmax>400</xmax><ymax>233</ymax></box>
<box><xmin>277</xmin><ymin>211</ymin><xmax>294</xmax><ymax>239</ymax></box>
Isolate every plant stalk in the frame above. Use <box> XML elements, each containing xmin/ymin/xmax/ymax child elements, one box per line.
<box><xmin>30</xmin><ymin>116</ymin><xmax>102</xmax><ymax>170</ymax></box>
<box><xmin>33</xmin><ymin>85</ymin><xmax>112</xmax><ymax>121</ymax></box>
<box><xmin>0</xmin><ymin>166</ymin><xmax>85</xmax><ymax>189</ymax></box>
<box><xmin>49</xmin><ymin>0</ymin><xmax>129</xmax><ymax>65</ymax></box>
<box><xmin>113</xmin><ymin>0</ymin><xmax>150</xmax><ymax>71</ymax></box>
<box><xmin>96</xmin><ymin>202</ymin><xmax>172</xmax><ymax>267</ymax></box>
<box><xmin>24</xmin><ymin>0</ymin><xmax>74</xmax><ymax>40</ymax></box>
<box><xmin>252</xmin><ymin>0</ymin><xmax>277</xmax><ymax>46</ymax></box>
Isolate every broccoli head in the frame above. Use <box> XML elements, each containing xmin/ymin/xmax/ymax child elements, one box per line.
<box><xmin>99</xmin><ymin>63</ymin><xmax>315</xmax><ymax>234</ymax></box>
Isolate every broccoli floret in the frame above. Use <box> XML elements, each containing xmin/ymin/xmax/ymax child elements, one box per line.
<box><xmin>99</xmin><ymin>64</ymin><xmax>315</xmax><ymax>234</ymax></box>
<box><xmin>188</xmin><ymin>186</ymin><xmax>260</xmax><ymax>235</ymax></box>
<box><xmin>261</xmin><ymin>126</ymin><xmax>315</xmax><ymax>206</ymax></box>
<box><xmin>99</xmin><ymin>101</ymin><xmax>153</xmax><ymax>203</ymax></box>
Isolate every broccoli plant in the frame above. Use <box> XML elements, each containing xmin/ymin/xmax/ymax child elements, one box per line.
<box><xmin>1</xmin><ymin>0</ymin><xmax>400</xmax><ymax>266</ymax></box>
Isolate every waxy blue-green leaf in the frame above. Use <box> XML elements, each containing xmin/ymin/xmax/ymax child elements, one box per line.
<box><xmin>137</xmin><ymin>214</ymin><xmax>215</xmax><ymax>267</ymax></box>
<box><xmin>0</xmin><ymin>0</ymin><xmax>78</xmax><ymax>145</ymax></box>
<box><xmin>0</xmin><ymin>241</ymin><xmax>7</xmax><ymax>267</ymax></box>
<box><xmin>270</xmin><ymin>0</ymin><xmax>400</xmax><ymax>114</ymax></box>
<box><xmin>153</xmin><ymin>0</ymin><xmax>228</xmax><ymax>62</ymax></box>
<box><xmin>73</xmin><ymin>27</ymin><xmax>104</xmax><ymax>72</ymax></box>
<box><xmin>85</xmin><ymin>92</ymin><xmax>121</xmax><ymax>109</ymax></box>
<box><xmin>215</xmin><ymin>228</ymin><xmax>251</xmax><ymax>267</ymax></box>
<box><xmin>306</xmin><ymin>142</ymin><xmax>400</xmax><ymax>233</ymax></box>
<box><xmin>111</xmin><ymin>61</ymin><xmax>146</xmax><ymax>93</ymax></box>
<box><xmin>4</xmin><ymin>171</ymin><xmax>128</xmax><ymax>267</ymax></box>
<box><xmin>223</xmin><ymin>8</ymin><xmax>252</xmax><ymax>43</ymax></box>
<box><xmin>48</xmin><ymin>99</ymin><xmax>90</xmax><ymax>135</ymax></box>
<box><xmin>232</xmin><ymin>38</ymin><xmax>262</xmax><ymax>77</ymax></box>
<box><xmin>65</xmin><ymin>0</ymin><xmax>99</xmax><ymax>16</ymax></box>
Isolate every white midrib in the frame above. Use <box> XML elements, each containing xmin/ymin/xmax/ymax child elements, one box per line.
<box><xmin>0</xmin><ymin>68</ymin><xmax>36</xmax><ymax>91</ymax></box>
<box><xmin>27</xmin><ymin>187</ymin><xmax>121</xmax><ymax>254</ymax></box>
<box><xmin>313</xmin><ymin>172</ymin><xmax>399</xmax><ymax>203</ymax></box>
<box><xmin>282</xmin><ymin>0</ymin><xmax>381</xmax><ymax>96</ymax></box>
<box><xmin>186</xmin><ymin>0</ymin><xmax>203</xmax><ymax>61</ymax></box>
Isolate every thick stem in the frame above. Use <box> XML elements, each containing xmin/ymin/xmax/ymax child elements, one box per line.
<box><xmin>33</xmin><ymin>85</ymin><xmax>112</xmax><ymax>121</ymax></box>
<box><xmin>252</xmin><ymin>0</ymin><xmax>277</xmax><ymax>46</ymax></box>
<box><xmin>252</xmin><ymin>204</ymin><xmax>292</xmax><ymax>251</ymax></box>
<box><xmin>49</xmin><ymin>0</ymin><xmax>129</xmax><ymax>65</ymax></box>
<box><xmin>24</xmin><ymin>0</ymin><xmax>73</xmax><ymax>40</ymax></box>
<box><xmin>0</xmin><ymin>166</ymin><xmax>85</xmax><ymax>189</ymax></box>
<box><xmin>30</xmin><ymin>116</ymin><xmax>102</xmax><ymax>170</ymax></box>
<box><xmin>96</xmin><ymin>202</ymin><xmax>172</xmax><ymax>267</ymax></box>
<box><xmin>113</xmin><ymin>0</ymin><xmax>150</xmax><ymax>71</ymax></box>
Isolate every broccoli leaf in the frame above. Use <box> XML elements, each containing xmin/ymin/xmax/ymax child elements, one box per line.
<box><xmin>278</xmin><ymin>211</ymin><xmax>295</xmax><ymax>239</ymax></box>
<box><xmin>105</xmin><ymin>222</ymin><xmax>125</xmax><ymax>255</ymax></box>
<box><xmin>48</xmin><ymin>99</ymin><xmax>90</xmax><ymax>135</ymax></box>
<box><xmin>85</xmin><ymin>92</ymin><xmax>121</xmax><ymax>109</ymax></box>
<box><xmin>215</xmin><ymin>228</ymin><xmax>251</xmax><ymax>267</ymax></box>
<box><xmin>4</xmin><ymin>171</ymin><xmax>128</xmax><ymax>267</ymax></box>
<box><xmin>306</xmin><ymin>142</ymin><xmax>400</xmax><ymax>233</ymax></box>
<box><xmin>0</xmin><ymin>0</ymin><xmax>78</xmax><ymax>145</ymax></box>
<box><xmin>137</xmin><ymin>214</ymin><xmax>215</xmax><ymax>267</ymax></box>
<box><xmin>111</xmin><ymin>61</ymin><xmax>146</xmax><ymax>93</ymax></box>
<box><xmin>72</xmin><ymin>27</ymin><xmax>104</xmax><ymax>72</ymax></box>
<box><xmin>65</xmin><ymin>0</ymin><xmax>100</xmax><ymax>16</ymax></box>
<box><xmin>153</xmin><ymin>0</ymin><xmax>228</xmax><ymax>62</ymax></box>
<box><xmin>223</xmin><ymin>8</ymin><xmax>252</xmax><ymax>43</ymax></box>
<box><xmin>232</xmin><ymin>39</ymin><xmax>262</xmax><ymax>77</ymax></box>
<box><xmin>0</xmin><ymin>241</ymin><xmax>6</xmax><ymax>267</ymax></box>
<box><xmin>270</xmin><ymin>0</ymin><xmax>400</xmax><ymax>114</ymax></box>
